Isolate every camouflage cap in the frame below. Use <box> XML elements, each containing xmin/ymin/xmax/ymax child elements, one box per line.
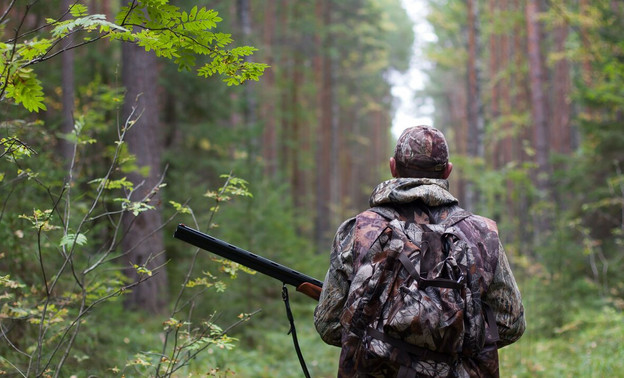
<box><xmin>394</xmin><ymin>125</ymin><xmax>449</xmax><ymax>172</ymax></box>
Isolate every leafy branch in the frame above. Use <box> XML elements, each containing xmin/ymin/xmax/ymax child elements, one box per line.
<box><xmin>0</xmin><ymin>0</ymin><xmax>268</xmax><ymax>113</ymax></box>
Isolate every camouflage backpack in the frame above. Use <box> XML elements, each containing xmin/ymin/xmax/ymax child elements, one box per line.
<box><xmin>340</xmin><ymin>207</ymin><xmax>499</xmax><ymax>377</ymax></box>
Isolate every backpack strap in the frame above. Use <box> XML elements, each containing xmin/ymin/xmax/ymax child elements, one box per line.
<box><xmin>481</xmin><ymin>301</ymin><xmax>500</xmax><ymax>344</ymax></box>
<box><xmin>439</xmin><ymin>209</ymin><xmax>472</xmax><ymax>228</ymax></box>
<box><xmin>397</xmin><ymin>253</ymin><xmax>464</xmax><ymax>290</ymax></box>
<box><xmin>368</xmin><ymin>206</ymin><xmax>399</xmax><ymax>221</ymax></box>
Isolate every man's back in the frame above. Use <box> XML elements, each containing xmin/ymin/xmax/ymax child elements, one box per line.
<box><xmin>315</xmin><ymin>178</ymin><xmax>525</xmax><ymax>377</ymax></box>
<box><xmin>314</xmin><ymin>126</ymin><xmax>525</xmax><ymax>377</ymax></box>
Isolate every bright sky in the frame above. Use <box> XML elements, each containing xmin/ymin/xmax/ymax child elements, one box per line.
<box><xmin>390</xmin><ymin>0</ymin><xmax>437</xmax><ymax>139</ymax></box>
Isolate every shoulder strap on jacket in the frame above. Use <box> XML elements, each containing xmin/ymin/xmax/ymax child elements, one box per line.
<box><xmin>368</xmin><ymin>206</ymin><xmax>398</xmax><ymax>220</ymax></box>
<box><xmin>439</xmin><ymin>209</ymin><xmax>472</xmax><ymax>228</ymax></box>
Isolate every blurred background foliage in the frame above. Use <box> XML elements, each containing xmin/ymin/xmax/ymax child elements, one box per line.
<box><xmin>1</xmin><ymin>0</ymin><xmax>624</xmax><ymax>376</ymax></box>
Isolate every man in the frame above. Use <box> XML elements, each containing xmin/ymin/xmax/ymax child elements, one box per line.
<box><xmin>314</xmin><ymin>125</ymin><xmax>525</xmax><ymax>377</ymax></box>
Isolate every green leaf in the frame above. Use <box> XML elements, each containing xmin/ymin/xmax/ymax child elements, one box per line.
<box><xmin>5</xmin><ymin>69</ymin><xmax>47</xmax><ymax>112</ymax></box>
<box><xmin>51</xmin><ymin>14</ymin><xmax>128</xmax><ymax>38</ymax></box>
<box><xmin>0</xmin><ymin>275</ymin><xmax>25</xmax><ymax>289</ymax></box>
<box><xmin>89</xmin><ymin>177</ymin><xmax>134</xmax><ymax>190</ymax></box>
<box><xmin>60</xmin><ymin>233</ymin><xmax>88</xmax><ymax>247</ymax></box>
<box><xmin>19</xmin><ymin>39</ymin><xmax>53</xmax><ymax>61</ymax></box>
<box><xmin>69</xmin><ymin>4</ymin><xmax>89</xmax><ymax>17</ymax></box>
<box><xmin>169</xmin><ymin>201</ymin><xmax>191</xmax><ymax>214</ymax></box>
<box><xmin>133</xmin><ymin>264</ymin><xmax>153</xmax><ymax>277</ymax></box>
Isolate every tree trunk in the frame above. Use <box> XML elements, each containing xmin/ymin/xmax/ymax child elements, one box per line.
<box><xmin>314</xmin><ymin>0</ymin><xmax>333</xmax><ymax>251</ymax></box>
<box><xmin>261</xmin><ymin>0</ymin><xmax>277</xmax><ymax>177</ymax></box>
<box><xmin>579</xmin><ymin>0</ymin><xmax>593</xmax><ymax>88</ymax></box>
<box><xmin>551</xmin><ymin>22</ymin><xmax>571</xmax><ymax>155</ymax></box>
<box><xmin>59</xmin><ymin>0</ymin><xmax>74</xmax><ymax>167</ymax></box>
<box><xmin>449</xmin><ymin>82</ymin><xmax>468</xmax><ymax>205</ymax></box>
<box><xmin>278</xmin><ymin>0</ymin><xmax>292</xmax><ymax>199</ymax></box>
<box><xmin>500</xmin><ymin>0</ymin><xmax>517</xmax><ymax>228</ymax></box>
<box><xmin>526</xmin><ymin>0</ymin><xmax>551</xmax><ymax>234</ymax></box>
<box><xmin>237</xmin><ymin>0</ymin><xmax>257</xmax><ymax>159</ymax></box>
<box><xmin>466</xmin><ymin>0</ymin><xmax>484</xmax><ymax>211</ymax></box>
<box><xmin>510</xmin><ymin>0</ymin><xmax>533</xmax><ymax>252</ymax></box>
<box><xmin>329</xmin><ymin>37</ymin><xmax>340</xmax><ymax>231</ymax></box>
<box><xmin>291</xmin><ymin>36</ymin><xmax>303</xmax><ymax>210</ymax></box>
<box><xmin>120</xmin><ymin>41</ymin><xmax>168</xmax><ymax>314</ymax></box>
<box><xmin>489</xmin><ymin>0</ymin><xmax>501</xmax><ymax>169</ymax></box>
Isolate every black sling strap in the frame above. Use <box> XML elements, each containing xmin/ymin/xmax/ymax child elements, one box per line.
<box><xmin>282</xmin><ymin>284</ymin><xmax>311</xmax><ymax>378</ymax></box>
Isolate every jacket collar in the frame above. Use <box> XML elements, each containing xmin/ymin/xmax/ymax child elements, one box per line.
<box><xmin>369</xmin><ymin>178</ymin><xmax>458</xmax><ymax>208</ymax></box>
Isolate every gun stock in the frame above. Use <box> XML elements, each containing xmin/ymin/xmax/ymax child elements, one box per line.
<box><xmin>173</xmin><ymin>224</ymin><xmax>323</xmax><ymax>300</ymax></box>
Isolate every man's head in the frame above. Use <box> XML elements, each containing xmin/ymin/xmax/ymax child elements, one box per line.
<box><xmin>389</xmin><ymin>125</ymin><xmax>453</xmax><ymax>179</ymax></box>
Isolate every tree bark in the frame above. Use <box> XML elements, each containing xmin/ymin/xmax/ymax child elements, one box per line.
<box><xmin>120</xmin><ymin>41</ymin><xmax>168</xmax><ymax>314</ymax></box>
<box><xmin>466</xmin><ymin>0</ymin><xmax>484</xmax><ymax>211</ymax></box>
<box><xmin>489</xmin><ymin>0</ymin><xmax>501</xmax><ymax>169</ymax></box>
<box><xmin>237</xmin><ymin>0</ymin><xmax>257</xmax><ymax>158</ymax></box>
<box><xmin>59</xmin><ymin>0</ymin><xmax>74</xmax><ymax>167</ymax></box>
<box><xmin>260</xmin><ymin>0</ymin><xmax>277</xmax><ymax>177</ymax></box>
<box><xmin>449</xmin><ymin>81</ymin><xmax>468</xmax><ymax>205</ymax></box>
<box><xmin>551</xmin><ymin>22</ymin><xmax>571</xmax><ymax>155</ymax></box>
<box><xmin>291</xmin><ymin>22</ymin><xmax>304</xmax><ymax>210</ymax></box>
<box><xmin>499</xmin><ymin>0</ymin><xmax>517</xmax><ymax>226</ymax></box>
<box><xmin>314</xmin><ymin>0</ymin><xmax>333</xmax><ymax>251</ymax></box>
<box><xmin>526</xmin><ymin>0</ymin><xmax>551</xmax><ymax>234</ymax></box>
<box><xmin>513</xmin><ymin>0</ymin><xmax>533</xmax><ymax>251</ymax></box>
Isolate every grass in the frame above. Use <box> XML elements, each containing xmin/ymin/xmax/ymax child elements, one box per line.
<box><xmin>3</xmin><ymin>275</ymin><xmax>623</xmax><ymax>377</ymax></box>
<box><xmin>500</xmin><ymin>305</ymin><xmax>624</xmax><ymax>378</ymax></box>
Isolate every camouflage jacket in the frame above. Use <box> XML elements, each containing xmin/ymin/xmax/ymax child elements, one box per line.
<box><xmin>314</xmin><ymin>178</ymin><xmax>526</xmax><ymax>377</ymax></box>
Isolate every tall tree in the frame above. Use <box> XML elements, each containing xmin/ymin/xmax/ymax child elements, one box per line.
<box><xmin>488</xmin><ymin>0</ymin><xmax>501</xmax><ymax>169</ymax></box>
<box><xmin>120</xmin><ymin>41</ymin><xmax>168</xmax><ymax>314</ymax></box>
<box><xmin>526</xmin><ymin>0</ymin><xmax>552</xmax><ymax>234</ymax></box>
<box><xmin>237</xmin><ymin>0</ymin><xmax>258</xmax><ymax>157</ymax></box>
<box><xmin>314</xmin><ymin>0</ymin><xmax>334</xmax><ymax>250</ymax></box>
<box><xmin>59</xmin><ymin>0</ymin><xmax>75</xmax><ymax>166</ymax></box>
<box><xmin>550</xmin><ymin>21</ymin><xmax>572</xmax><ymax>155</ymax></box>
<box><xmin>466</xmin><ymin>0</ymin><xmax>485</xmax><ymax>211</ymax></box>
<box><xmin>260</xmin><ymin>0</ymin><xmax>277</xmax><ymax>177</ymax></box>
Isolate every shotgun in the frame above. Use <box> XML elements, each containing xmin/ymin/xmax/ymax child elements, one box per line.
<box><xmin>173</xmin><ymin>224</ymin><xmax>323</xmax><ymax>300</ymax></box>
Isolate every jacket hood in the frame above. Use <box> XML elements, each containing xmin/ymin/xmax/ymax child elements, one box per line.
<box><xmin>369</xmin><ymin>178</ymin><xmax>458</xmax><ymax>208</ymax></box>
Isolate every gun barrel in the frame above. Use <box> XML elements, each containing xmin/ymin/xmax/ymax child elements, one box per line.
<box><xmin>173</xmin><ymin>224</ymin><xmax>323</xmax><ymax>289</ymax></box>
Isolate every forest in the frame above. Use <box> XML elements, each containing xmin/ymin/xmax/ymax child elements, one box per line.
<box><xmin>1</xmin><ymin>0</ymin><xmax>623</xmax><ymax>376</ymax></box>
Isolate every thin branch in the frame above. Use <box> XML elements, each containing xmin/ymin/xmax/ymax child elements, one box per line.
<box><xmin>0</xmin><ymin>179</ymin><xmax>16</xmax><ymax>224</ymax></box>
<box><xmin>80</xmin><ymin>107</ymin><xmax>138</xmax><ymax>275</ymax></box>
<box><xmin>121</xmin><ymin>22</ymin><xmax>218</xmax><ymax>55</ymax></box>
<box><xmin>166</xmin><ymin>309</ymin><xmax>261</xmax><ymax>376</ymax></box>
<box><xmin>22</xmin><ymin>33</ymin><xmax>108</xmax><ymax>69</ymax></box>
<box><xmin>7</xmin><ymin>0</ymin><xmax>73</xmax><ymax>43</ymax></box>
<box><xmin>31</xmin><ymin>184</ymin><xmax>67</xmax><ymax>376</ymax></box>
<box><xmin>0</xmin><ymin>0</ymin><xmax>17</xmax><ymax>25</ymax></box>
<box><xmin>53</xmin><ymin>297</ymin><xmax>84</xmax><ymax>378</ymax></box>
<box><xmin>0</xmin><ymin>137</ymin><xmax>38</xmax><ymax>160</ymax></box>
<box><xmin>0</xmin><ymin>331</ymin><xmax>28</xmax><ymax>378</ymax></box>
<box><xmin>0</xmin><ymin>1</ymin><xmax>30</xmax><ymax>101</ymax></box>
<box><xmin>82</xmin><ymin>176</ymin><xmax>169</xmax><ymax>274</ymax></box>
<box><xmin>119</xmin><ymin>0</ymin><xmax>139</xmax><ymax>27</ymax></box>
<box><xmin>38</xmin><ymin>275</ymin><xmax>154</xmax><ymax>376</ymax></box>
<box><xmin>0</xmin><ymin>322</ymin><xmax>31</xmax><ymax>363</ymax></box>
<box><xmin>170</xmin><ymin>206</ymin><xmax>200</xmax><ymax>314</ymax></box>
<box><xmin>206</xmin><ymin>171</ymin><xmax>233</xmax><ymax>228</ymax></box>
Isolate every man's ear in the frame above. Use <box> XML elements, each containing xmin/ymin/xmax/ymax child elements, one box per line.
<box><xmin>443</xmin><ymin>162</ymin><xmax>453</xmax><ymax>179</ymax></box>
<box><xmin>390</xmin><ymin>157</ymin><xmax>399</xmax><ymax>178</ymax></box>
